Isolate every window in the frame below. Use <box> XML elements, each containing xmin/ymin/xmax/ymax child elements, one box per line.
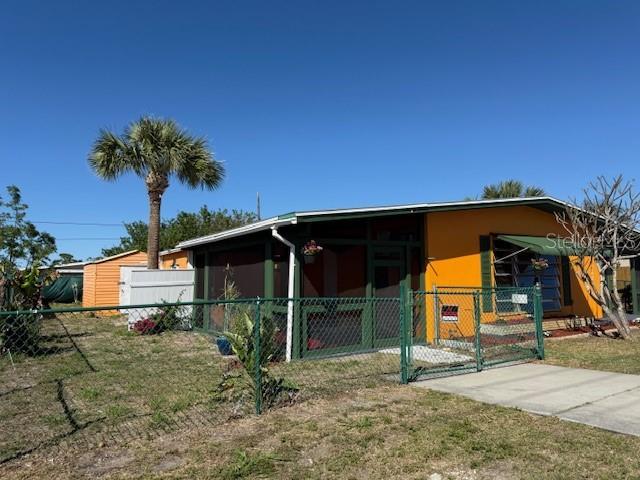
<box><xmin>493</xmin><ymin>239</ymin><xmax>562</xmax><ymax>311</ymax></box>
<box><xmin>208</xmin><ymin>246</ymin><xmax>265</xmax><ymax>299</ymax></box>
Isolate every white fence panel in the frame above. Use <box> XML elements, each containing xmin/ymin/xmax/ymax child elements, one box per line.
<box><xmin>122</xmin><ymin>268</ymin><xmax>195</xmax><ymax>328</ymax></box>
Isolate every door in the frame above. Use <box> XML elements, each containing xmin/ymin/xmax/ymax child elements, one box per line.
<box><xmin>372</xmin><ymin>247</ymin><xmax>406</xmax><ymax>347</ymax></box>
<box><xmin>119</xmin><ymin>266</ymin><xmax>133</xmax><ymax>306</ymax></box>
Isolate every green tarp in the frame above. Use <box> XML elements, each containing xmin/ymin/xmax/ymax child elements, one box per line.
<box><xmin>42</xmin><ymin>275</ymin><xmax>83</xmax><ymax>303</ymax></box>
<box><xmin>496</xmin><ymin>234</ymin><xmax>578</xmax><ymax>256</ymax></box>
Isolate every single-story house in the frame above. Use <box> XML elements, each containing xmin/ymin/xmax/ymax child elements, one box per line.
<box><xmin>176</xmin><ymin>197</ymin><xmax>639</xmax><ymax>358</ymax></box>
<box><xmin>159</xmin><ymin>248</ymin><xmax>191</xmax><ymax>269</ymax></box>
<box><xmin>82</xmin><ymin>250</ymin><xmax>147</xmax><ymax>307</ymax></box>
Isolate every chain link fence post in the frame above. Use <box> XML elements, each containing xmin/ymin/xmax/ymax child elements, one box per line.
<box><xmin>473</xmin><ymin>291</ymin><xmax>483</xmax><ymax>372</ymax></box>
<box><xmin>254</xmin><ymin>297</ymin><xmax>262</xmax><ymax>415</ymax></box>
<box><xmin>533</xmin><ymin>286</ymin><xmax>545</xmax><ymax>359</ymax></box>
<box><xmin>399</xmin><ymin>284</ymin><xmax>409</xmax><ymax>384</ymax></box>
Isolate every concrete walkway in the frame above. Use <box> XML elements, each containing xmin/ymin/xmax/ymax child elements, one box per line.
<box><xmin>414</xmin><ymin>363</ymin><xmax>640</xmax><ymax>436</ymax></box>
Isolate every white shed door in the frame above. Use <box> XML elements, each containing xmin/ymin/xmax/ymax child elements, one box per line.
<box><xmin>119</xmin><ymin>267</ymin><xmax>135</xmax><ymax>306</ymax></box>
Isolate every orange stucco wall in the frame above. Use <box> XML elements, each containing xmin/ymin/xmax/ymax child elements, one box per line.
<box><xmin>424</xmin><ymin>206</ymin><xmax>602</xmax><ymax>341</ymax></box>
<box><xmin>82</xmin><ymin>251</ymin><xmax>148</xmax><ymax>307</ymax></box>
<box><xmin>160</xmin><ymin>251</ymin><xmax>189</xmax><ymax>269</ymax></box>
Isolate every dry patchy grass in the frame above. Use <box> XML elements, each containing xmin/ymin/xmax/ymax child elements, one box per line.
<box><xmin>544</xmin><ymin>330</ymin><xmax>640</xmax><ymax>374</ymax></box>
<box><xmin>2</xmin><ymin>385</ymin><xmax>640</xmax><ymax>479</ymax></box>
<box><xmin>3</xmin><ymin>315</ymin><xmax>640</xmax><ymax>479</ymax></box>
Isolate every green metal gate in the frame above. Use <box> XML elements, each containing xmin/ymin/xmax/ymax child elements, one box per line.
<box><xmin>403</xmin><ymin>286</ymin><xmax>544</xmax><ymax>381</ymax></box>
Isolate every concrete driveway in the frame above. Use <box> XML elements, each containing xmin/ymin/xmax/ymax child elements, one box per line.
<box><xmin>414</xmin><ymin>363</ymin><xmax>640</xmax><ymax>436</ymax></box>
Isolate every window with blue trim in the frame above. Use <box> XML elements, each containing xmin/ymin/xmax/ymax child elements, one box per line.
<box><xmin>493</xmin><ymin>239</ymin><xmax>562</xmax><ymax>311</ymax></box>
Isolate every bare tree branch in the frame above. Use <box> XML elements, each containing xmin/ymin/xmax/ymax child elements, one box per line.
<box><xmin>554</xmin><ymin>175</ymin><xmax>640</xmax><ymax>339</ymax></box>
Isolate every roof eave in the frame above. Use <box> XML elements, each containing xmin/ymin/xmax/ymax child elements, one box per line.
<box><xmin>176</xmin><ymin>217</ymin><xmax>298</xmax><ymax>249</ymax></box>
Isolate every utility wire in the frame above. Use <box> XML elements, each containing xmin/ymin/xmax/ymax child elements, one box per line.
<box><xmin>32</xmin><ymin>221</ymin><xmax>124</xmax><ymax>226</ymax></box>
<box><xmin>56</xmin><ymin>237</ymin><xmax>122</xmax><ymax>241</ymax></box>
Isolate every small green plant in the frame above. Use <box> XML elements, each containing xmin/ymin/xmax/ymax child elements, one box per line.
<box><xmin>217</xmin><ymin>311</ymin><xmax>298</xmax><ymax>412</ymax></box>
<box><xmin>218</xmin><ymin>449</ymin><xmax>277</xmax><ymax>480</ymax></box>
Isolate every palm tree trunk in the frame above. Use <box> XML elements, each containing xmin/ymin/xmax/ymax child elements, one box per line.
<box><xmin>147</xmin><ymin>189</ymin><xmax>162</xmax><ymax>269</ymax></box>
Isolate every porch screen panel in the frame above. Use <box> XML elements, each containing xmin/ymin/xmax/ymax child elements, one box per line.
<box><xmin>194</xmin><ymin>253</ymin><xmax>205</xmax><ymax>299</ymax></box>
<box><xmin>302</xmin><ymin>245</ymin><xmax>366</xmax><ymax>297</ymax></box>
<box><xmin>208</xmin><ymin>246</ymin><xmax>265</xmax><ymax>299</ymax></box>
<box><xmin>302</xmin><ymin>244</ymin><xmax>366</xmax><ymax>353</ymax></box>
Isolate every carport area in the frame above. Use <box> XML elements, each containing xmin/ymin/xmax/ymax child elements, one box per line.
<box><xmin>414</xmin><ymin>363</ymin><xmax>640</xmax><ymax>436</ymax></box>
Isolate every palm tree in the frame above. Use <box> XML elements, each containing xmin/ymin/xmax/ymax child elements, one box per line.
<box><xmin>481</xmin><ymin>179</ymin><xmax>545</xmax><ymax>199</ymax></box>
<box><xmin>89</xmin><ymin>117</ymin><xmax>224</xmax><ymax>269</ymax></box>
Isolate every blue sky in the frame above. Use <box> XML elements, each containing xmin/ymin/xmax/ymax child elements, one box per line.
<box><xmin>2</xmin><ymin>1</ymin><xmax>638</xmax><ymax>259</ymax></box>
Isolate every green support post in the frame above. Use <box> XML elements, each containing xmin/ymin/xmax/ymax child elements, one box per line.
<box><xmin>399</xmin><ymin>284</ymin><xmax>409</xmax><ymax>384</ymax></box>
<box><xmin>631</xmin><ymin>258</ymin><xmax>639</xmax><ymax>315</ymax></box>
<box><xmin>254</xmin><ymin>298</ymin><xmax>262</xmax><ymax>415</ymax></box>
<box><xmin>473</xmin><ymin>292</ymin><xmax>483</xmax><ymax>372</ymax></box>
<box><xmin>533</xmin><ymin>286</ymin><xmax>545</xmax><ymax>360</ymax></box>
<box><xmin>406</xmin><ymin>289</ymin><xmax>413</xmax><ymax>368</ymax></box>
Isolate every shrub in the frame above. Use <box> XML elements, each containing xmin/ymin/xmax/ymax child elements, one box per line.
<box><xmin>132</xmin><ymin>318</ymin><xmax>159</xmax><ymax>335</ymax></box>
<box><xmin>0</xmin><ymin>265</ymin><xmax>49</xmax><ymax>355</ymax></box>
<box><xmin>132</xmin><ymin>293</ymin><xmax>191</xmax><ymax>335</ymax></box>
<box><xmin>217</xmin><ymin>311</ymin><xmax>298</xmax><ymax>412</ymax></box>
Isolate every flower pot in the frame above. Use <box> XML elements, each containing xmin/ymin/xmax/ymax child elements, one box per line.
<box><xmin>216</xmin><ymin>336</ymin><xmax>233</xmax><ymax>356</ymax></box>
<box><xmin>304</xmin><ymin>254</ymin><xmax>316</xmax><ymax>264</ymax></box>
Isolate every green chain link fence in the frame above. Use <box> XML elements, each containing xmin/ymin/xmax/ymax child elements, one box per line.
<box><xmin>0</xmin><ymin>288</ymin><xmax>543</xmax><ymax>461</ymax></box>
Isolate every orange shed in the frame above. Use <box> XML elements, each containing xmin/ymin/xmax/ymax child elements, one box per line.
<box><xmin>159</xmin><ymin>248</ymin><xmax>190</xmax><ymax>269</ymax></box>
<box><xmin>82</xmin><ymin>250</ymin><xmax>148</xmax><ymax>307</ymax></box>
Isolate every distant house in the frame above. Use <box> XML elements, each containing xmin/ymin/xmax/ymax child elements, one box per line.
<box><xmin>82</xmin><ymin>250</ymin><xmax>147</xmax><ymax>307</ymax></box>
<box><xmin>159</xmin><ymin>248</ymin><xmax>190</xmax><ymax>269</ymax></box>
<box><xmin>47</xmin><ymin>260</ymin><xmax>89</xmax><ymax>277</ymax></box>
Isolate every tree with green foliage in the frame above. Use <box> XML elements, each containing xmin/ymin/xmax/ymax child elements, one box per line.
<box><xmin>50</xmin><ymin>253</ymin><xmax>81</xmax><ymax>266</ymax></box>
<box><xmin>0</xmin><ymin>185</ymin><xmax>56</xmax><ymax>353</ymax></box>
<box><xmin>102</xmin><ymin>206</ymin><xmax>257</xmax><ymax>257</ymax></box>
<box><xmin>479</xmin><ymin>180</ymin><xmax>546</xmax><ymax>199</ymax></box>
<box><xmin>89</xmin><ymin>117</ymin><xmax>225</xmax><ymax>269</ymax></box>
<box><xmin>0</xmin><ymin>185</ymin><xmax>56</xmax><ymax>271</ymax></box>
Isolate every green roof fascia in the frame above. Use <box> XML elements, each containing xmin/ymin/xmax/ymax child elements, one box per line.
<box><xmin>295</xmin><ymin>198</ymin><xmax>565</xmax><ymax>224</ymax></box>
<box><xmin>496</xmin><ymin>234</ymin><xmax>578</xmax><ymax>256</ymax></box>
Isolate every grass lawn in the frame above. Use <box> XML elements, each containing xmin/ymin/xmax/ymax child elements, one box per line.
<box><xmin>2</xmin><ymin>315</ymin><xmax>640</xmax><ymax>479</ymax></box>
<box><xmin>544</xmin><ymin>330</ymin><xmax>640</xmax><ymax>374</ymax></box>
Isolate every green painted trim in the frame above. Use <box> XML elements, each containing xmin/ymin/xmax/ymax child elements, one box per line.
<box><xmin>264</xmin><ymin>241</ymin><xmax>274</xmax><ymax>298</ymax></box>
<box><xmin>632</xmin><ymin>258</ymin><xmax>640</xmax><ymax>315</ymax></box>
<box><xmin>399</xmin><ymin>283</ymin><xmax>409</xmax><ymax>384</ymax></box>
<box><xmin>203</xmin><ymin>251</ymin><xmax>211</xmax><ymax>330</ymax></box>
<box><xmin>479</xmin><ymin>235</ymin><xmax>494</xmax><ymax>313</ymax></box>
<box><xmin>560</xmin><ymin>256</ymin><xmax>573</xmax><ymax>306</ymax></box>
<box><xmin>534</xmin><ymin>286</ymin><xmax>545</xmax><ymax>359</ymax></box>
<box><xmin>254</xmin><ymin>300</ymin><xmax>262</xmax><ymax>414</ymax></box>
<box><xmin>292</xmin><ymin>239</ymin><xmax>302</xmax><ymax>359</ymax></box>
<box><xmin>295</xmin><ymin>199</ymin><xmax>565</xmax><ymax>224</ymax></box>
<box><xmin>473</xmin><ymin>292</ymin><xmax>483</xmax><ymax>371</ymax></box>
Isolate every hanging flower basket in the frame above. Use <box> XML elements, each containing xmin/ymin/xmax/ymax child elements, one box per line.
<box><xmin>301</xmin><ymin>240</ymin><xmax>323</xmax><ymax>264</ymax></box>
<box><xmin>531</xmin><ymin>258</ymin><xmax>549</xmax><ymax>271</ymax></box>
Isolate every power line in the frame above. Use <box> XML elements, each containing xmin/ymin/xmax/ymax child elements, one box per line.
<box><xmin>56</xmin><ymin>237</ymin><xmax>122</xmax><ymax>241</ymax></box>
<box><xmin>32</xmin><ymin>221</ymin><xmax>124</xmax><ymax>226</ymax></box>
